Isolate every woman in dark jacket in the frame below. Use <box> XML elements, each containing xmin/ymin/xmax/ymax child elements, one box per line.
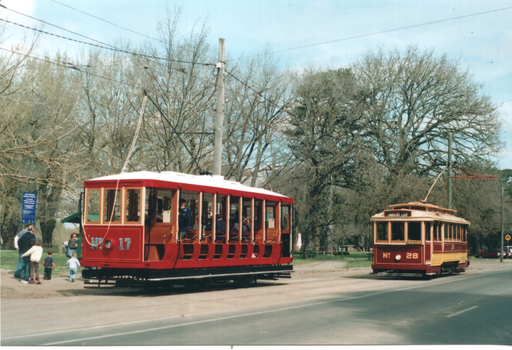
<box><xmin>67</xmin><ymin>233</ymin><xmax>78</xmax><ymax>258</ymax></box>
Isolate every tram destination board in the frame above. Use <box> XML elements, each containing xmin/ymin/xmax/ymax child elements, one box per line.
<box><xmin>384</xmin><ymin>210</ymin><xmax>411</xmax><ymax>217</ymax></box>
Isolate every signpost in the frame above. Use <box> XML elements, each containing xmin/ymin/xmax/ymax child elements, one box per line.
<box><xmin>22</xmin><ymin>192</ymin><xmax>37</xmax><ymax>224</ymax></box>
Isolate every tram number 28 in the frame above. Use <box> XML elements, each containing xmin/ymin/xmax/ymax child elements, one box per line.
<box><xmin>90</xmin><ymin>237</ymin><xmax>131</xmax><ymax>250</ymax></box>
<box><xmin>406</xmin><ymin>252</ymin><xmax>419</xmax><ymax>259</ymax></box>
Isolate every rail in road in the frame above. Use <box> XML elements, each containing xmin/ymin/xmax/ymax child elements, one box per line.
<box><xmin>2</xmin><ymin>260</ymin><xmax>511</xmax><ymax>345</ymax></box>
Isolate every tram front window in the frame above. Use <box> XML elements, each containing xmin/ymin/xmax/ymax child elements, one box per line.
<box><xmin>377</xmin><ymin>223</ymin><xmax>388</xmax><ymax>241</ymax></box>
<box><xmin>408</xmin><ymin>222</ymin><xmax>421</xmax><ymax>241</ymax></box>
<box><xmin>391</xmin><ymin>222</ymin><xmax>405</xmax><ymax>241</ymax></box>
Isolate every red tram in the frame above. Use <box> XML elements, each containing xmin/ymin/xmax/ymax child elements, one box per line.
<box><xmin>371</xmin><ymin>202</ymin><xmax>470</xmax><ymax>276</ymax></box>
<box><xmin>80</xmin><ymin>171</ymin><xmax>294</xmax><ymax>287</ymax></box>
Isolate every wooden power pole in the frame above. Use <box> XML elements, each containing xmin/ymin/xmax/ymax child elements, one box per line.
<box><xmin>213</xmin><ymin>38</ymin><xmax>225</xmax><ymax>176</ymax></box>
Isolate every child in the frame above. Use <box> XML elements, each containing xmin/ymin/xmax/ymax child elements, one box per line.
<box><xmin>21</xmin><ymin>238</ymin><xmax>43</xmax><ymax>284</ymax></box>
<box><xmin>67</xmin><ymin>252</ymin><xmax>80</xmax><ymax>282</ymax></box>
<box><xmin>43</xmin><ymin>250</ymin><xmax>56</xmax><ymax>280</ymax></box>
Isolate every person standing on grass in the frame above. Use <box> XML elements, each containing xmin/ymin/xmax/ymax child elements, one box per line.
<box><xmin>17</xmin><ymin>225</ymin><xmax>36</xmax><ymax>284</ymax></box>
<box><xmin>14</xmin><ymin>224</ymin><xmax>34</xmax><ymax>278</ymax></box>
<box><xmin>67</xmin><ymin>233</ymin><xmax>78</xmax><ymax>258</ymax></box>
<box><xmin>21</xmin><ymin>238</ymin><xmax>43</xmax><ymax>284</ymax></box>
<box><xmin>67</xmin><ymin>252</ymin><xmax>80</xmax><ymax>282</ymax></box>
<box><xmin>43</xmin><ymin>250</ymin><xmax>55</xmax><ymax>280</ymax></box>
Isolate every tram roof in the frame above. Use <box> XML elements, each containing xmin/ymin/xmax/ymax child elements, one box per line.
<box><xmin>84</xmin><ymin>171</ymin><xmax>293</xmax><ymax>203</ymax></box>
<box><xmin>370</xmin><ymin>202</ymin><xmax>470</xmax><ymax>224</ymax></box>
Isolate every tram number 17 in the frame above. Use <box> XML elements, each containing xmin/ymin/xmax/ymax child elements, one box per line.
<box><xmin>90</xmin><ymin>237</ymin><xmax>131</xmax><ymax>250</ymax></box>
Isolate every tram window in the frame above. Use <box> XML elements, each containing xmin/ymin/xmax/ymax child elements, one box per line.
<box><xmin>230</xmin><ymin>196</ymin><xmax>241</xmax><ymax>232</ymax></box>
<box><xmin>281</xmin><ymin>205</ymin><xmax>290</xmax><ymax>231</ymax></box>
<box><xmin>377</xmin><ymin>222</ymin><xmax>388</xmax><ymax>241</ymax></box>
<box><xmin>190</xmin><ymin>196</ymin><xmax>200</xmax><ymax>231</ymax></box>
<box><xmin>126</xmin><ymin>188</ymin><xmax>141</xmax><ymax>223</ymax></box>
<box><xmin>181</xmin><ymin>190</ymin><xmax>199</xmax><ymax>231</ymax></box>
<box><xmin>104</xmin><ymin>189</ymin><xmax>121</xmax><ymax>223</ymax></box>
<box><xmin>444</xmin><ymin>224</ymin><xmax>449</xmax><ymax>240</ymax></box>
<box><xmin>156</xmin><ymin>189</ymin><xmax>173</xmax><ymax>223</ymax></box>
<box><xmin>254</xmin><ymin>200</ymin><xmax>262</xmax><ymax>231</ymax></box>
<box><xmin>243</xmin><ymin>198</ymin><xmax>254</xmax><ymax>241</ymax></box>
<box><xmin>266</xmin><ymin>201</ymin><xmax>277</xmax><ymax>229</ymax></box>
<box><xmin>202</xmin><ymin>193</ymin><xmax>214</xmax><ymax>232</ymax></box>
<box><xmin>217</xmin><ymin>195</ymin><xmax>227</xmax><ymax>223</ymax></box>
<box><xmin>86</xmin><ymin>189</ymin><xmax>100</xmax><ymax>223</ymax></box>
<box><xmin>408</xmin><ymin>222</ymin><xmax>421</xmax><ymax>241</ymax></box>
<box><xmin>425</xmin><ymin>222</ymin><xmax>431</xmax><ymax>241</ymax></box>
<box><xmin>456</xmin><ymin>225</ymin><xmax>460</xmax><ymax>240</ymax></box>
<box><xmin>391</xmin><ymin>222</ymin><xmax>405</xmax><ymax>241</ymax></box>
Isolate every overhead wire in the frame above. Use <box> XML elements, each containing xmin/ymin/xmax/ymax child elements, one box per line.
<box><xmin>0</xmin><ymin>17</ymin><xmax>215</xmax><ymax>67</ymax></box>
<box><xmin>46</xmin><ymin>0</ymin><xmax>221</xmax><ymax>66</ymax></box>
<box><xmin>49</xmin><ymin>0</ymin><xmax>164</xmax><ymax>44</ymax></box>
<box><xmin>229</xmin><ymin>6</ymin><xmax>512</xmax><ymax>62</ymax></box>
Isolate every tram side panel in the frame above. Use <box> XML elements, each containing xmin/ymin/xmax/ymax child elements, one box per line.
<box><xmin>373</xmin><ymin>245</ymin><xmax>425</xmax><ymax>272</ymax></box>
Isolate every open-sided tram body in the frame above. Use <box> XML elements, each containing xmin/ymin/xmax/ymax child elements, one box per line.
<box><xmin>80</xmin><ymin>171</ymin><xmax>294</xmax><ymax>287</ymax></box>
<box><xmin>371</xmin><ymin>202</ymin><xmax>470</xmax><ymax>276</ymax></box>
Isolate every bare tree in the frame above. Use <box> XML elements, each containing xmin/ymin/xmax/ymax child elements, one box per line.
<box><xmin>354</xmin><ymin>46</ymin><xmax>502</xmax><ymax>177</ymax></box>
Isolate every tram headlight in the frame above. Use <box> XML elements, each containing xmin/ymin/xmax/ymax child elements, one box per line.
<box><xmin>104</xmin><ymin>239</ymin><xmax>113</xmax><ymax>249</ymax></box>
<box><xmin>395</xmin><ymin>254</ymin><xmax>401</xmax><ymax>261</ymax></box>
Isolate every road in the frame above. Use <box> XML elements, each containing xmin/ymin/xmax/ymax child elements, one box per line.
<box><xmin>2</xmin><ymin>259</ymin><xmax>512</xmax><ymax>345</ymax></box>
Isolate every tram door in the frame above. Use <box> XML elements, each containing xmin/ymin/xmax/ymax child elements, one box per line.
<box><xmin>281</xmin><ymin>204</ymin><xmax>292</xmax><ymax>257</ymax></box>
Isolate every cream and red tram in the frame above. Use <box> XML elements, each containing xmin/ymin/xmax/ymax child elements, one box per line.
<box><xmin>80</xmin><ymin>171</ymin><xmax>294</xmax><ymax>287</ymax></box>
<box><xmin>371</xmin><ymin>202</ymin><xmax>470</xmax><ymax>276</ymax></box>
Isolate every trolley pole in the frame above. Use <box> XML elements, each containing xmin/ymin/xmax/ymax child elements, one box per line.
<box><xmin>447</xmin><ymin>133</ymin><xmax>452</xmax><ymax>209</ymax></box>
<box><xmin>213</xmin><ymin>38</ymin><xmax>225</xmax><ymax>176</ymax></box>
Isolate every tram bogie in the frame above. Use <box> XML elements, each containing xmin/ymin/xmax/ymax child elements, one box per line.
<box><xmin>371</xmin><ymin>202</ymin><xmax>470</xmax><ymax>277</ymax></box>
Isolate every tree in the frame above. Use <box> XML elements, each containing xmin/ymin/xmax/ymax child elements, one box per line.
<box><xmin>222</xmin><ymin>51</ymin><xmax>292</xmax><ymax>187</ymax></box>
<box><xmin>354</xmin><ymin>46</ymin><xmax>502</xmax><ymax>178</ymax></box>
<box><xmin>284</xmin><ymin>68</ymin><xmax>370</xmax><ymax>251</ymax></box>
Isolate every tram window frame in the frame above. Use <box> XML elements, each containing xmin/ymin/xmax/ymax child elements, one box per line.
<box><xmin>281</xmin><ymin>205</ymin><xmax>290</xmax><ymax>232</ymax></box>
<box><xmin>433</xmin><ymin>223</ymin><xmax>439</xmax><ymax>242</ymax></box>
<box><xmin>125</xmin><ymin>188</ymin><xmax>142</xmax><ymax>224</ymax></box>
<box><xmin>104</xmin><ymin>188</ymin><xmax>121</xmax><ymax>224</ymax></box>
<box><xmin>202</xmin><ymin>192</ymin><xmax>215</xmax><ymax>240</ymax></box>
<box><xmin>407</xmin><ymin>222</ymin><xmax>422</xmax><ymax>241</ymax></box>
<box><xmin>444</xmin><ymin>224</ymin><xmax>449</xmax><ymax>240</ymax></box>
<box><xmin>230</xmin><ymin>196</ymin><xmax>241</xmax><ymax>234</ymax></box>
<box><xmin>425</xmin><ymin>222</ymin><xmax>431</xmax><ymax>241</ymax></box>
<box><xmin>376</xmin><ymin>222</ymin><xmax>388</xmax><ymax>242</ymax></box>
<box><xmin>456</xmin><ymin>225</ymin><xmax>460</xmax><ymax>241</ymax></box>
<box><xmin>180</xmin><ymin>190</ymin><xmax>201</xmax><ymax>234</ymax></box>
<box><xmin>86</xmin><ymin>188</ymin><xmax>101</xmax><ymax>223</ymax></box>
<box><xmin>242</xmin><ymin>198</ymin><xmax>254</xmax><ymax>243</ymax></box>
<box><xmin>391</xmin><ymin>222</ymin><xmax>405</xmax><ymax>242</ymax></box>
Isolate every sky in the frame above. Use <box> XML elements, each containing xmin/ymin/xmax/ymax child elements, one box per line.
<box><xmin>1</xmin><ymin>0</ymin><xmax>511</xmax><ymax>169</ymax></box>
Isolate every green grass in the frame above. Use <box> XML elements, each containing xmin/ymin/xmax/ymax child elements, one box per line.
<box><xmin>0</xmin><ymin>248</ymin><xmax>82</xmax><ymax>276</ymax></box>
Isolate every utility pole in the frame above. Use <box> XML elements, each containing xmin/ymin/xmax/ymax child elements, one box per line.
<box><xmin>447</xmin><ymin>133</ymin><xmax>452</xmax><ymax>209</ymax></box>
<box><xmin>501</xmin><ymin>186</ymin><xmax>504</xmax><ymax>263</ymax></box>
<box><xmin>213</xmin><ymin>38</ymin><xmax>225</xmax><ymax>176</ymax></box>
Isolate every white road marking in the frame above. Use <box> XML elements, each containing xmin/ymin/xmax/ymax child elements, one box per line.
<box><xmin>4</xmin><ymin>268</ymin><xmax>509</xmax><ymax>345</ymax></box>
<box><xmin>446</xmin><ymin>305</ymin><xmax>478</xmax><ymax>318</ymax></box>
<box><xmin>42</xmin><ymin>274</ymin><xmax>482</xmax><ymax>345</ymax></box>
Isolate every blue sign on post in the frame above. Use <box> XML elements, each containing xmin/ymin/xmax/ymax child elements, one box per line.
<box><xmin>22</xmin><ymin>192</ymin><xmax>37</xmax><ymax>224</ymax></box>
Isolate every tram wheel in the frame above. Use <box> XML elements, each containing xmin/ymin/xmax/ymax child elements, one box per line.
<box><xmin>237</xmin><ymin>276</ymin><xmax>254</xmax><ymax>288</ymax></box>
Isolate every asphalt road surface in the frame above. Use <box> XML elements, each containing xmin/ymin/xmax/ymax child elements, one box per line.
<box><xmin>2</xmin><ymin>259</ymin><xmax>511</xmax><ymax>345</ymax></box>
